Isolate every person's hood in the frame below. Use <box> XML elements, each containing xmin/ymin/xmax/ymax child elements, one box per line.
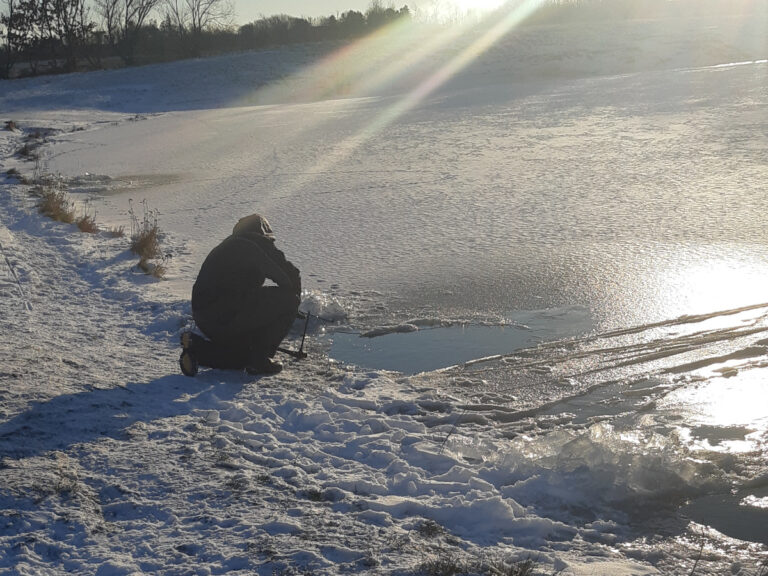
<box><xmin>232</xmin><ymin>213</ymin><xmax>275</xmax><ymax>239</ymax></box>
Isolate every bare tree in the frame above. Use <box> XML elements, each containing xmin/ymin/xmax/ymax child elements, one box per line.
<box><xmin>94</xmin><ymin>0</ymin><xmax>162</xmax><ymax>63</ymax></box>
<box><xmin>47</xmin><ymin>0</ymin><xmax>93</xmax><ymax>70</ymax></box>
<box><xmin>162</xmin><ymin>0</ymin><xmax>232</xmax><ymax>54</ymax></box>
<box><xmin>1</xmin><ymin>0</ymin><xmax>40</xmax><ymax>76</ymax></box>
<box><xmin>0</xmin><ymin>0</ymin><xmax>18</xmax><ymax>77</ymax></box>
<box><xmin>162</xmin><ymin>0</ymin><xmax>185</xmax><ymax>36</ymax></box>
<box><xmin>94</xmin><ymin>0</ymin><xmax>120</xmax><ymax>45</ymax></box>
<box><xmin>186</xmin><ymin>0</ymin><xmax>232</xmax><ymax>35</ymax></box>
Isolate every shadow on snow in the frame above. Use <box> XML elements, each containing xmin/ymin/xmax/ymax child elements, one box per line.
<box><xmin>0</xmin><ymin>374</ymin><xmax>244</xmax><ymax>460</ymax></box>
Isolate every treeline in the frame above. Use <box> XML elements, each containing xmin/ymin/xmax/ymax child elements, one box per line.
<box><xmin>1</xmin><ymin>0</ymin><xmax>738</xmax><ymax>80</ymax></box>
<box><xmin>0</xmin><ymin>0</ymin><xmax>411</xmax><ymax>79</ymax></box>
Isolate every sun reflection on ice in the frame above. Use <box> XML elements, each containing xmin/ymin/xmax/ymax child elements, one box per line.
<box><xmin>618</xmin><ymin>246</ymin><xmax>768</xmax><ymax>325</ymax></box>
<box><xmin>660</xmin><ymin>370</ymin><xmax>768</xmax><ymax>454</ymax></box>
<box><xmin>677</xmin><ymin>256</ymin><xmax>768</xmax><ymax>319</ymax></box>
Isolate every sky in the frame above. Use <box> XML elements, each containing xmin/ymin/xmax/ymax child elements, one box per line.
<box><xmin>233</xmin><ymin>0</ymin><xmax>388</xmax><ymax>22</ymax></box>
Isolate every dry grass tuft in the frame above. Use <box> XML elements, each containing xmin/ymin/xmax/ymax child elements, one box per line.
<box><xmin>129</xmin><ymin>199</ymin><xmax>161</xmax><ymax>260</ymax></box>
<box><xmin>485</xmin><ymin>558</ymin><xmax>537</xmax><ymax>576</ymax></box>
<box><xmin>5</xmin><ymin>168</ymin><xmax>26</xmax><ymax>183</ymax></box>
<box><xmin>35</xmin><ymin>182</ymin><xmax>101</xmax><ymax>234</ymax></box>
<box><xmin>130</xmin><ymin>199</ymin><xmax>165</xmax><ymax>278</ymax></box>
<box><xmin>108</xmin><ymin>225</ymin><xmax>125</xmax><ymax>238</ymax></box>
<box><xmin>152</xmin><ymin>261</ymin><xmax>166</xmax><ymax>279</ymax></box>
<box><xmin>416</xmin><ymin>555</ymin><xmax>469</xmax><ymax>576</ymax></box>
<box><xmin>415</xmin><ymin>555</ymin><xmax>544</xmax><ymax>576</ymax></box>
<box><xmin>74</xmin><ymin>200</ymin><xmax>99</xmax><ymax>234</ymax></box>
<box><xmin>417</xmin><ymin>520</ymin><xmax>444</xmax><ymax>538</ymax></box>
<box><xmin>76</xmin><ymin>213</ymin><xmax>99</xmax><ymax>233</ymax></box>
<box><xmin>38</xmin><ymin>187</ymin><xmax>75</xmax><ymax>223</ymax></box>
<box><xmin>131</xmin><ymin>223</ymin><xmax>160</xmax><ymax>260</ymax></box>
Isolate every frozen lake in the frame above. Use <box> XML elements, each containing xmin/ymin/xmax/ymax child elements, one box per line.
<box><xmin>43</xmin><ymin>55</ymin><xmax>768</xmax><ymax>333</ymax></box>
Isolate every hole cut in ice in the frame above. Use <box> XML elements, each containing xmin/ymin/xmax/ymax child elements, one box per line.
<box><xmin>329</xmin><ymin>306</ymin><xmax>593</xmax><ymax>374</ymax></box>
<box><xmin>330</xmin><ymin>324</ymin><xmax>533</xmax><ymax>374</ymax></box>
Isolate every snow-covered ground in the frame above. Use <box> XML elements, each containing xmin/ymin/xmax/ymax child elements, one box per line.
<box><xmin>1</xmin><ymin>5</ymin><xmax>768</xmax><ymax>575</ymax></box>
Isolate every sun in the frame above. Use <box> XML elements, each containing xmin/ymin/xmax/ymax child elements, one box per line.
<box><xmin>454</xmin><ymin>0</ymin><xmax>504</xmax><ymax>8</ymax></box>
<box><xmin>435</xmin><ymin>0</ymin><xmax>506</xmax><ymax>16</ymax></box>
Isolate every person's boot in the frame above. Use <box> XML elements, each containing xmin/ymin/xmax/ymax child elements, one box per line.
<box><xmin>180</xmin><ymin>331</ymin><xmax>233</xmax><ymax>372</ymax></box>
<box><xmin>179</xmin><ymin>331</ymin><xmax>199</xmax><ymax>377</ymax></box>
<box><xmin>245</xmin><ymin>357</ymin><xmax>283</xmax><ymax>375</ymax></box>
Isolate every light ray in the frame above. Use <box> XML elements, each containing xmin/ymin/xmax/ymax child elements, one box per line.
<box><xmin>246</xmin><ymin>16</ymin><xmax>463</xmax><ymax>107</ymax></box>
<box><xmin>227</xmin><ymin>2</ymin><xmax>547</xmax><ymax>208</ymax></box>
<box><xmin>282</xmin><ymin>1</ymin><xmax>547</xmax><ymax>194</ymax></box>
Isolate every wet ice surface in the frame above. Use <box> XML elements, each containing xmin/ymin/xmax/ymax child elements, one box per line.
<box><xmin>415</xmin><ymin>303</ymin><xmax>768</xmax><ymax>546</ymax></box>
<box><xmin>322</xmin><ymin>295</ymin><xmax>768</xmax><ymax>550</ymax></box>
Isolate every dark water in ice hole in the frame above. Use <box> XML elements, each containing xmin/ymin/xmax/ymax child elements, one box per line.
<box><xmin>332</xmin><ymin>326</ymin><xmax>506</xmax><ymax>374</ymax></box>
<box><xmin>329</xmin><ymin>323</ymin><xmax>554</xmax><ymax>374</ymax></box>
<box><xmin>327</xmin><ymin>304</ymin><xmax>594</xmax><ymax>374</ymax></box>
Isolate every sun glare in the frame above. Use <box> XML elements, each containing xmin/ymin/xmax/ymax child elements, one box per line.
<box><xmin>441</xmin><ymin>0</ymin><xmax>505</xmax><ymax>15</ymax></box>
<box><xmin>237</xmin><ymin>0</ymin><xmax>546</xmax><ymax>202</ymax></box>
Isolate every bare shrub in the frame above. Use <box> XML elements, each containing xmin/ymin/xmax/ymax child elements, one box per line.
<box><xmin>73</xmin><ymin>199</ymin><xmax>99</xmax><ymax>233</ymax></box>
<box><xmin>76</xmin><ymin>214</ymin><xmax>99</xmax><ymax>233</ymax></box>
<box><xmin>129</xmin><ymin>199</ymin><xmax>166</xmax><ymax>278</ymax></box>
<box><xmin>38</xmin><ymin>187</ymin><xmax>75</xmax><ymax>223</ymax></box>
<box><xmin>129</xmin><ymin>199</ymin><xmax>161</xmax><ymax>260</ymax></box>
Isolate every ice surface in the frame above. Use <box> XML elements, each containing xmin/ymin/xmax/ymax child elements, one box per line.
<box><xmin>5</xmin><ymin>12</ymin><xmax>766</xmax><ymax>330</ymax></box>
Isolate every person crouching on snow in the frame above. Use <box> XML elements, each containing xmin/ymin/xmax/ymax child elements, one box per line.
<box><xmin>180</xmin><ymin>213</ymin><xmax>301</xmax><ymax>376</ymax></box>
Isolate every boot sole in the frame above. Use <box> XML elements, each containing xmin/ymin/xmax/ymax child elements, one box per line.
<box><xmin>179</xmin><ymin>349</ymin><xmax>199</xmax><ymax>377</ymax></box>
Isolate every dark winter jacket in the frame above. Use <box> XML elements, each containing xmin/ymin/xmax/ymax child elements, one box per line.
<box><xmin>192</xmin><ymin>232</ymin><xmax>301</xmax><ymax>321</ymax></box>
